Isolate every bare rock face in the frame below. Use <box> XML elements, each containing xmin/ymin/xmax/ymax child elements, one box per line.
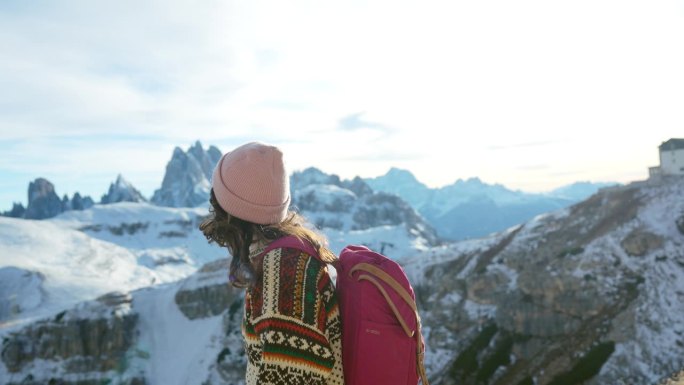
<box><xmin>101</xmin><ymin>174</ymin><xmax>147</xmax><ymax>204</ymax></box>
<box><xmin>621</xmin><ymin>229</ymin><xmax>664</xmax><ymax>257</ymax></box>
<box><xmin>69</xmin><ymin>192</ymin><xmax>95</xmax><ymax>211</ymax></box>
<box><xmin>96</xmin><ymin>291</ymin><xmax>133</xmax><ymax>307</ymax></box>
<box><xmin>11</xmin><ymin>178</ymin><xmax>94</xmax><ymax>219</ymax></box>
<box><xmin>174</xmin><ymin>259</ymin><xmax>240</xmax><ymax>320</ymax></box>
<box><xmin>1</xmin><ymin>301</ymin><xmax>138</xmax><ymax>376</ymax></box>
<box><xmin>291</xmin><ymin>167</ymin><xmax>441</xmax><ymax>246</ymax></box>
<box><xmin>676</xmin><ymin>214</ymin><xmax>684</xmax><ymax>236</ymax></box>
<box><xmin>24</xmin><ymin>178</ymin><xmax>63</xmax><ymax>219</ymax></box>
<box><xmin>152</xmin><ymin>141</ymin><xmax>222</xmax><ymax>208</ymax></box>
<box><xmin>660</xmin><ymin>369</ymin><xmax>684</xmax><ymax>385</ymax></box>
<box><xmin>418</xmin><ymin>178</ymin><xmax>684</xmax><ymax>385</ymax></box>
<box><xmin>1</xmin><ymin>202</ymin><xmax>26</xmax><ymax>218</ymax></box>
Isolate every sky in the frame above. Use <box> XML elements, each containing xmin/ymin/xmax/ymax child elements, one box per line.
<box><xmin>1</xmin><ymin>0</ymin><xmax>683</xmax><ymax>207</ymax></box>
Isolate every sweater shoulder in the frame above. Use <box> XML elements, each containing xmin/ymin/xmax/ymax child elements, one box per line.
<box><xmin>261</xmin><ymin>246</ymin><xmax>325</xmax><ymax>274</ymax></box>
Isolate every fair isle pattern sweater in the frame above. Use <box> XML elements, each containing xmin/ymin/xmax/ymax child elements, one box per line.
<box><xmin>243</xmin><ymin>244</ymin><xmax>344</xmax><ymax>385</ymax></box>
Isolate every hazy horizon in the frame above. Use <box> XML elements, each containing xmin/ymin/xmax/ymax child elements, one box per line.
<box><xmin>1</xmin><ymin>146</ymin><xmax>621</xmax><ymax>209</ymax></box>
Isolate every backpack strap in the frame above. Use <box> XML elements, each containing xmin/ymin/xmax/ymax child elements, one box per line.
<box><xmin>356</xmin><ymin>274</ymin><xmax>415</xmax><ymax>338</ymax></box>
<box><xmin>349</xmin><ymin>263</ymin><xmax>417</xmax><ymax>312</ymax></box>
<box><xmin>257</xmin><ymin>236</ymin><xmax>320</xmax><ymax>260</ymax></box>
<box><xmin>350</xmin><ymin>263</ymin><xmax>430</xmax><ymax>385</ymax></box>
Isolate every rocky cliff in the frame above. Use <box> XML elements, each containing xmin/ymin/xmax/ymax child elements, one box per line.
<box><xmin>4</xmin><ymin>178</ymin><xmax>95</xmax><ymax>220</ymax></box>
<box><xmin>23</xmin><ymin>178</ymin><xmax>65</xmax><ymax>220</ymax></box>
<box><xmin>1</xmin><ymin>292</ymin><xmax>142</xmax><ymax>385</ymax></box>
<box><xmin>0</xmin><ymin>259</ymin><xmax>245</xmax><ymax>385</ymax></box>
<box><xmin>151</xmin><ymin>141</ymin><xmax>221</xmax><ymax>208</ymax></box>
<box><xmin>291</xmin><ymin>167</ymin><xmax>440</xmax><ymax>248</ymax></box>
<box><xmin>101</xmin><ymin>175</ymin><xmax>147</xmax><ymax>204</ymax></box>
<box><xmin>412</xmin><ymin>176</ymin><xmax>684</xmax><ymax>385</ymax></box>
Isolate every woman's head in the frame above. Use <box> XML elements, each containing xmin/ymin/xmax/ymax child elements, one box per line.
<box><xmin>211</xmin><ymin>142</ymin><xmax>290</xmax><ymax>225</ymax></box>
<box><xmin>200</xmin><ymin>142</ymin><xmax>335</xmax><ymax>288</ymax></box>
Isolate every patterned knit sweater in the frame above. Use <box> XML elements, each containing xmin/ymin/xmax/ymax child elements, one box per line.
<box><xmin>242</xmin><ymin>243</ymin><xmax>344</xmax><ymax>385</ymax></box>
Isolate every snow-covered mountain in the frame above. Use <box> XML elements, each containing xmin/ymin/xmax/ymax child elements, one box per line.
<box><xmin>406</xmin><ymin>175</ymin><xmax>684</xmax><ymax>385</ymax></box>
<box><xmin>0</xmin><ymin>203</ymin><xmax>223</xmax><ymax>330</ymax></box>
<box><xmin>291</xmin><ymin>167</ymin><xmax>440</xmax><ymax>252</ymax></box>
<box><xmin>0</xmin><ymin>222</ymin><xmax>154</xmax><ymax>352</ymax></box>
<box><xmin>0</xmin><ymin>167</ymin><xmax>436</xmax><ymax>328</ymax></box>
<box><xmin>0</xmin><ymin>258</ymin><xmax>243</xmax><ymax>385</ymax></box>
<box><xmin>0</xmin><ymin>166</ymin><xmax>441</xmax><ymax>384</ymax></box>
<box><xmin>101</xmin><ymin>174</ymin><xmax>147</xmax><ymax>204</ymax></box>
<box><xmin>2</xmin><ymin>175</ymin><xmax>683</xmax><ymax>385</ymax></box>
<box><xmin>365</xmin><ymin>168</ymin><xmax>616</xmax><ymax>240</ymax></box>
<box><xmin>151</xmin><ymin>141</ymin><xmax>222</xmax><ymax>208</ymax></box>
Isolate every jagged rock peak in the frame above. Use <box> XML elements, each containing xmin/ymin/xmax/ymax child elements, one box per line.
<box><xmin>28</xmin><ymin>178</ymin><xmax>56</xmax><ymax>203</ymax></box>
<box><xmin>385</xmin><ymin>167</ymin><xmax>421</xmax><ymax>182</ymax></box>
<box><xmin>1</xmin><ymin>202</ymin><xmax>26</xmax><ymax>218</ymax></box>
<box><xmin>366</xmin><ymin>167</ymin><xmax>430</xmax><ymax>191</ymax></box>
<box><xmin>343</xmin><ymin>176</ymin><xmax>373</xmax><ymax>197</ymax></box>
<box><xmin>69</xmin><ymin>193</ymin><xmax>95</xmax><ymax>211</ymax></box>
<box><xmin>101</xmin><ymin>174</ymin><xmax>147</xmax><ymax>204</ymax></box>
<box><xmin>151</xmin><ymin>141</ymin><xmax>223</xmax><ymax>208</ymax></box>
<box><xmin>19</xmin><ymin>178</ymin><xmax>93</xmax><ymax>219</ymax></box>
<box><xmin>24</xmin><ymin>178</ymin><xmax>63</xmax><ymax>220</ymax></box>
<box><xmin>290</xmin><ymin>168</ymin><xmax>374</xmax><ymax>197</ymax></box>
<box><xmin>290</xmin><ymin>167</ymin><xmax>342</xmax><ymax>190</ymax></box>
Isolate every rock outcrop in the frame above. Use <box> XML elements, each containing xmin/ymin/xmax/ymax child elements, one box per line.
<box><xmin>1</xmin><ymin>202</ymin><xmax>25</xmax><ymax>218</ymax></box>
<box><xmin>23</xmin><ymin>178</ymin><xmax>63</xmax><ymax>219</ymax></box>
<box><xmin>621</xmin><ymin>229</ymin><xmax>664</xmax><ymax>257</ymax></box>
<box><xmin>101</xmin><ymin>174</ymin><xmax>147</xmax><ymax>204</ymax></box>
<box><xmin>1</xmin><ymin>295</ymin><xmax>139</xmax><ymax>382</ymax></box>
<box><xmin>291</xmin><ymin>167</ymin><xmax>440</xmax><ymax>246</ymax></box>
<box><xmin>8</xmin><ymin>178</ymin><xmax>94</xmax><ymax>220</ymax></box>
<box><xmin>151</xmin><ymin>141</ymin><xmax>221</xmax><ymax>208</ymax></box>
<box><xmin>414</xmin><ymin>177</ymin><xmax>684</xmax><ymax>385</ymax></box>
<box><xmin>0</xmin><ymin>258</ymin><xmax>242</xmax><ymax>385</ymax></box>
<box><xmin>69</xmin><ymin>192</ymin><xmax>95</xmax><ymax>211</ymax></box>
<box><xmin>174</xmin><ymin>259</ymin><xmax>239</xmax><ymax>320</ymax></box>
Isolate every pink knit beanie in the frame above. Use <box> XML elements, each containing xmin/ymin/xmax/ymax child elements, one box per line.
<box><xmin>211</xmin><ymin>142</ymin><xmax>290</xmax><ymax>225</ymax></box>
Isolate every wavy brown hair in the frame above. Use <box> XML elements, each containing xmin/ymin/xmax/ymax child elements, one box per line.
<box><xmin>200</xmin><ymin>189</ymin><xmax>336</xmax><ymax>288</ymax></box>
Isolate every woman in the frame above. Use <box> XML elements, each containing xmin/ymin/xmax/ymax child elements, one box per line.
<box><xmin>200</xmin><ymin>142</ymin><xmax>344</xmax><ymax>385</ymax></box>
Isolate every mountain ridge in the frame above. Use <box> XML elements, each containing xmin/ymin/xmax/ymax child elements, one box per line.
<box><xmin>365</xmin><ymin>167</ymin><xmax>617</xmax><ymax>240</ymax></box>
<box><xmin>2</xmin><ymin>175</ymin><xmax>682</xmax><ymax>384</ymax></box>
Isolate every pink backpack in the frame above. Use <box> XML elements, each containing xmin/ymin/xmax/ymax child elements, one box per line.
<box><xmin>261</xmin><ymin>237</ymin><xmax>429</xmax><ymax>385</ymax></box>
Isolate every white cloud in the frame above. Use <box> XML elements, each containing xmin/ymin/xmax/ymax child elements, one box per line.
<box><xmin>1</xmin><ymin>0</ymin><xmax>683</xmax><ymax>204</ymax></box>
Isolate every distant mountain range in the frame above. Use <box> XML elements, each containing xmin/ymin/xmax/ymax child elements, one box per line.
<box><xmin>2</xmin><ymin>166</ymin><xmax>682</xmax><ymax>385</ymax></box>
<box><xmin>2</xmin><ymin>142</ymin><xmax>617</xmax><ymax>242</ymax></box>
<box><xmin>1</xmin><ymin>141</ymin><xmax>220</xmax><ymax>219</ymax></box>
<box><xmin>365</xmin><ymin>167</ymin><xmax>617</xmax><ymax>240</ymax></box>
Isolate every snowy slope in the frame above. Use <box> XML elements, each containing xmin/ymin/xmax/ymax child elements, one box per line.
<box><xmin>0</xmin><ymin>216</ymin><xmax>158</xmax><ymax>328</ymax></box>
<box><xmin>132</xmin><ymin>283</ymin><xmax>227</xmax><ymax>385</ymax></box>
<box><xmin>1</xmin><ymin>190</ymin><xmax>432</xmax><ymax>330</ymax></box>
<box><xmin>0</xmin><ymin>257</ymin><xmax>245</xmax><ymax>385</ymax></box>
<box><xmin>0</xmin><ymin>202</ymin><xmax>229</xmax><ymax>329</ymax></box>
<box><xmin>0</xmin><ymin>267</ymin><xmax>45</xmax><ymax>321</ymax></box>
<box><xmin>51</xmin><ymin>201</ymin><xmax>225</xmax><ymax>272</ymax></box>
